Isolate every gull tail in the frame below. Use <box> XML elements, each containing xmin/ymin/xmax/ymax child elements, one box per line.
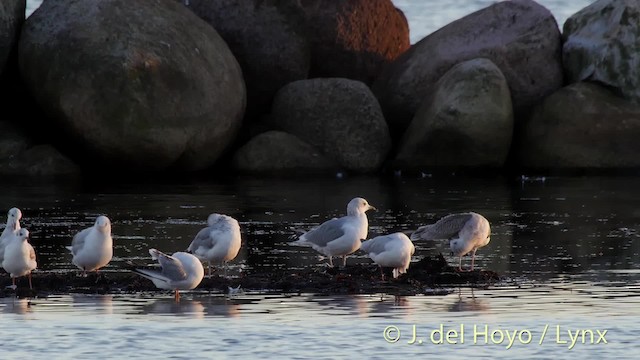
<box><xmin>132</xmin><ymin>268</ymin><xmax>171</xmax><ymax>289</ymax></box>
<box><xmin>409</xmin><ymin>225</ymin><xmax>430</xmax><ymax>241</ymax></box>
<box><xmin>288</xmin><ymin>226</ymin><xmax>307</xmax><ymax>241</ymax></box>
<box><xmin>65</xmin><ymin>245</ymin><xmax>73</xmax><ymax>253</ymax></box>
<box><xmin>288</xmin><ymin>226</ymin><xmax>311</xmax><ymax>245</ymax></box>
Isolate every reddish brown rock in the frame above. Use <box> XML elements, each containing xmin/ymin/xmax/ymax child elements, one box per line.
<box><xmin>300</xmin><ymin>0</ymin><xmax>410</xmax><ymax>85</ymax></box>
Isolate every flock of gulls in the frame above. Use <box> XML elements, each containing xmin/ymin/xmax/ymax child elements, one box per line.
<box><xmin>0</xmin><ymin>198</ymin><xmax>491</xmax><ymax>301</ymax></box>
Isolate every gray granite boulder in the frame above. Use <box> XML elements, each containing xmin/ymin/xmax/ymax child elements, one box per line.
<box><xmin>518</xmin><ymin>82</ymin><xmax>640</xmax><ymax>168</ymax></box>
<box><xmin>177</xmin><ymin>0</ymin><xmax>309</xmax><ymax>116</ymax></box>
<box><xmin>19</xmin><ymin>0</ymin><xmax>246</xmax><ymax>171</ymax></box>
<box><xmin>0</xmin><ymin>0</ymin><xmax>24</xmax><ymax>76</ymax></box>
<box><xmin>373</xmin><ymin>0</ymin><xmax>562</xmax><ymax>136</ymax></box>
<box><xmin>232</xmin><ymin>131</ymin><xmax>338</xmax><ymax>174</ymax></box>
<box><xmin>300</xmin><ymin>0</ymin><xmax>410</xmax><ymax>85</ymax></box>
<box><xmin>271</xmin><ymin>78</ymin><xmax>391</xmax><ymax>173</ymax></box>
<box><xmin>563</xmin><ymin>0</ymin><xmax>640</xmax><ymax>104</ymax></box>
<box><xmin>3</xmin><ymin>144</ymin><xmax>82</xmax><ymax>177</ymax></box>
<box><xmin>396</xmin><ymin>58</ymin><xmax>513</xmax><ymax>169</ymax></box>
<box><xmin>0</xmin><ymin>121</ymin><xmax>81</xmax><ymax>177</ymax></box>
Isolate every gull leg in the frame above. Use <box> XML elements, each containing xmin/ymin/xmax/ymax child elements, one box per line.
<box><xmin>208</xmin><ymin>263</ymin><xmax>212</xmax><ymax>278</ymax></box>
<box><xmin>458</xmin><ymin>256</ymin><xmax>463</xmax><ymax>272</ymax></box>
<box><xmin>175</xmin><ymin>290</ymin><xmax>180</xmax><ymax>302</ymax></box>
<box><xmin>29</xmin><ymin>273</ymin><xmax>33</xmax><ymax>289</ymax></box>
<box><xmin>380</xmin><ymin>266</ymin><xmax>385</xmax><ymax>281</ymax></box>
<box><xmin>342</xmin><ymin>255</ymin><xmax>347</xmax><ymax>268</ymax></box>
<box><xmin>328</xmin><ymin>256</ymin><xmax>333</xmax><ymax>267</ymax></box>
<box><xmin>94</xmin><ymin>270</ymin><xmax>103</xmax><ymax>284</ymax></box>
<box><xmin>224</xmin><ymin>262</ymin><xmax>228</xmax><ymax>278</ymax></box>
<box><xmin>13</xmin><ymin>277</ymin><xmax>16</xmax><ymax>288</ymax></box>
<box><xmin>470</xmin><ymin>249</ymin><xmax>478</xmax><ymax>271</ymax></box>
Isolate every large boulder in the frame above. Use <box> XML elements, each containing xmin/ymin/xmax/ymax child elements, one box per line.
<box><xmin>19</xmin><ymin>0</ymin><xmax>246</xmax><ymax>171</ymax></box>
<box><xmin>563</xmin><ymin>0</ymin><xmax>640</xmax><ymax>104</ymax></box>
<box><xmin>0</xmin><ymin>121</ymin><xmax>30</xmax><ymax>160</ymax></box>
<box><xmin>518</xmin><ymin>82</ymin><xmax>640</xmax><ymax>168</ymax></box>
<box><xmin>0</xmin><ymin>121</ymin><xmax>81</xmax><ymax>177</ymax></box>
<box><xmin>300</xmin><ymin>0</ymin><xmax>410</xmax><ymax>85</ymax></box>
<box><xmin>396</xmin><ymin>58</ymin><xmax>513</xmax><ymax>169</ymax></box>
<box><xmin>177</xmin><ymin>0</ymin><xmax>309</xmax><ymax>116</ymax></box>
<box><xmin>373</xmin><ymin>0</ymin><xmax>562</xmax><ymax>136</ymax></box>
<box><xmin>0</xmin><ymin>0</ymin><xmax>24</xmax><ymax>76</ymax></box>
<box><xmin>2</xmin><ymin>144</ymin><xmax>82</xmax><ymax>177</ymax></box>
<box><xmin>232</xmin><ymin>131</ymin><xmax>338</xmax><ymax>174</ymax></box>
<box><xmin>271</xmin><ymin>78</ymin><xmax>391</xmax><ymax>173</ymax></box>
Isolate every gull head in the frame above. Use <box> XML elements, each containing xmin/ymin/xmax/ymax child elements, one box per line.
<box><xmin>7</xmin><ymin>207</ymin><xmax>22</xmax><ymax>227</ymax></box>
<box><xmin>17</xmin><ymin>228</ymin><xmax>29</xmax><ymax>241</ymax></box>
<box><xmin>95</xmin><ymin>216</ymin><xmax>111</xmax><ymax>232</ymax></box>
<box><xmin>347</xmin><ymin>197</ymin><xmax>377</xmax><ymax>216</ymax></box>
<box><xmin>207</xmin><ymin>213</ymin><xmax>224</xmax><ymax>226</ymax></box>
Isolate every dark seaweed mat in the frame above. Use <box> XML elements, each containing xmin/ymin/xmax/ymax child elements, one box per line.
<box><xmin>0</xmin><ymin>254</ymin><xmax>501</xmax><ymax>299</ymax></box>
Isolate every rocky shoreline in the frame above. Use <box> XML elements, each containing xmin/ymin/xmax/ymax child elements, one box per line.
<box><xmin>2</xmin><ymin>0</ymin><xmax>639</xmax><ymax>177</ymax></box>
<box><xmin>1</xmin><ymin>254</ymin><xmax>501</xmax><ymax>299</ymax></box>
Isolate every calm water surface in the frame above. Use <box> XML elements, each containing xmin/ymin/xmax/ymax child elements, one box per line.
<box><xmin>0</xmin><ymin>175</ymin><xmax>639</xmax><ymax>358</ymax></box>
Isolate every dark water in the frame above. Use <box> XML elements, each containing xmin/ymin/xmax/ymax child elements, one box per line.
<box><xmin>3</xmin><ymin>175</ymin><xmax>639</xmax><ymax>283</ymax></box>
<box><xmin>1</xmin><ymin>175</ymin><xmax>640</xmax><ymax>359</ymax></box>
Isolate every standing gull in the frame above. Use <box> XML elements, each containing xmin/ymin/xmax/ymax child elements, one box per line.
<box><xmin>133</xmin><ymin>248</ymin><xmax>204</xmax><ymax>302</ymax></box>
<box><xmin>187</xmin><ymin>213</ymin><xmax>242</xmax><ymax>277</ymax></box>
<box><xmin>361</xmin><ymin>232</ymin><xmax>415</xmax><ymax>280</ymax></box>
<box><xmin>66</xmin><ymin>215</ymin><xmax>113</xmax><ymax>275</ymax></box>
<box><xmin>2</xmin><ymin>229</ymin><xmax>37</xmax><ymax>289</ymax></box>
<box><xmin>291</xmin><ymin>197</ymin><xmax>376</xmax><ymax>267</ymax></box>
<box><xmin>0</xmin><ymin>207</ymin><xmax>22</xmax><ymax>264</ymax></box>
<box><xmin>411</xmin><ymin>212</ymin><xmax>490</xmax><ymax>271</ymax></box>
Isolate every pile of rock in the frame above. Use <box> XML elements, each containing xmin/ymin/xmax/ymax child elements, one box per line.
<box><xmin>0</xmin><ymin>0</ymin><xmax>638</xmax><ymax>177</ymax></box>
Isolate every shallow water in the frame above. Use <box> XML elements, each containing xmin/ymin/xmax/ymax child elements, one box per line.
<box><xmin>1</xmin><ymin>285</ymin><xmax>638</xmax><ymax>359</ymax></box>
<box><xmin>7</xmin><ymin>175</ymin><xmax>640</xmax><ymax>283</ymax></box>
<box><xmin>1</xmin><ymin>175</ymin><xmax>640</xmax><ymax>358</ymax></box>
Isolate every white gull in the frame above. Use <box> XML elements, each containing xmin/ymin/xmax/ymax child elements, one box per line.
<box><xmin>411</xmin><ymin>212</ymin><xmax>490</xmax><ymax>271</ymax></box>
<box><xmin>187</xmin><ymin>213</ymin><xmax>242</xmax><ymax>277</ymax></box>
<box><xmin>361</xmin><ymin>232</ymin><xmax>415</xmax><ymax>280</ymax></box>
<box><xmin>291</xmin><ymin>197</ymin><xmax>376</xmax><ymax>267</ymax></box>
<box><xmin>2</xmin><ymin>228</ymin><xmax>37</xmax><ymax>289</ymax></box>
<box><xmin>0</xmin><ymin>207</ymin><xmax>22</xmax><ymax>265</ymax></box>
<box><xmin>66</xmin><ymin>215</ymin><xmax>113</xmax><ymax>274</ymax></box>
<box><xmin>133</xmin><ymin>248</ymin><xmax>204</xmax><ymax>302</ymax></box>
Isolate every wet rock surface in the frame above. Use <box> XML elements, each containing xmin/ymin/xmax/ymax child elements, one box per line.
<box><xmin>1</xmin><ymin>254</ymin><xmax>501</xmax><ymax>298</ymax></box>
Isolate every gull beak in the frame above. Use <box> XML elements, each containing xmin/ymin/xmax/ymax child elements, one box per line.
<box><xmin>368</xmin><ymin>205</ymin><xmax>377</xmax><ymax>212</ymax></box>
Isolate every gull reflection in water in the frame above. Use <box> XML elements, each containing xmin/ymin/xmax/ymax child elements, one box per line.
<box><xmin>2</xmin><ymin>298</ymin><xmax>33</xmax><ymax>315</ymax></box>
<box><xmin>311</xmin><ymin>295</ymin><xmax>370</xmax><ymax>318</ymax></box>
<box><xmin>448</xmin><ymin>288</ymin><xmax>489</xmax><ymax>312</ymax></box>
<box><xmin>202</xmin><ymin>296</ymin><xmax>241</xmax><ymax>318</ymax></box>
<box><xmin>369</xmin><ymin>295</ymin><xmax>414</xmax><ymax>318</ymax></box>
<box><xmin>143</xmin><ymin>298</ymin><xmax>206</xmax><ymax>319</ymax></box>
<box><xmin>71</xmin><ymin>294</ymin><xmax>114</xmax><ymax>315</ymax></box>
